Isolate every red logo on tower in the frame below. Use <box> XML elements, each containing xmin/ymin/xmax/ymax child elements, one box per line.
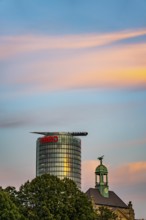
<box><xmin>40</xmin><ymin>136</ymin><xmax>58</xmax><ymax>144</ymax></box>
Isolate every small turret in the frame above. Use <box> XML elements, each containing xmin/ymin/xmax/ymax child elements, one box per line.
<box><xmin>95</xmin><ymin>156</ymin><xmax>109</xmax><ymax>198</ymax></box>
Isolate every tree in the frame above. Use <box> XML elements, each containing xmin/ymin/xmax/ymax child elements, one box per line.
<box><xmin>5</xmin><ymin>186</ymin><xmax>19</xmax><ymax>205</ymax></box>
<box><xmin>96</xmin><ymin>206</ymin><xmax>118</xmax><ymax>220</ymax></box>
<box><xmin>0</xmin><ymin>190</ymin><xmax>26</xmax><ymax>220</ymax></box>
<box><xmin>17</xmin><ymin>174</ymin><xmax>97</xmax><ymax>220</ymax></box>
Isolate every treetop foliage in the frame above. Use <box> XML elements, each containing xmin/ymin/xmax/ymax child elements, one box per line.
<box><xmin>0</xmin><ymin>174</ymin><xmax>118</xmax><ymax>219</ymax></box>
<box><xmin>0</xmin><ymin>174</ymin><xmax>97</xmax><ymax>220</ymax></box>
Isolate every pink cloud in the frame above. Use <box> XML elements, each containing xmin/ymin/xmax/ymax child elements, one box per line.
<box><xmin>0</xmin><ymin>28</ymin><xmax>146</xmax><ymax>60</ymax></box>
<box><xmin>110</xmin><ymin>161</ymin><xmax>146</xmax><ymax>186</ymax></box>
<box><xmin>10</xmin><ymin>43</ymin><xmax>146</xmax><ymax>92</ymax></box>
<box><xmin>1</xmin><ymin>29</ymin><xmax>146</xmax><ymax>95</ymax></box>
<box><xmin>82</xmin><ymin>160</ymin><xmax>146</xmax><ymax>191</ymax></box>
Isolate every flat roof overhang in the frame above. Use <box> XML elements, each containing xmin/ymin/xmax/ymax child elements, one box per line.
<box><xmin>31</xmin><ymin>132</ymin><xmax>88</xmax><ymax>136</ymax></box>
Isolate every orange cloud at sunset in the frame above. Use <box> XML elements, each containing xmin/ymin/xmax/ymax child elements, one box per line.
<box><xmin>3</xmin><ymin>40</ymin><xmax>145</xmax><ymax>94</ymax></box>
<box><xmin>1</xmin><ymin>29</ymin><xmax>146</xmax><ymax>96</ymax></box>
<box><xmin>82</xmin><ymin>160</ymin><xmax>146</xmax><ymax>191</ymax></box>
<box><xmin>110</xmin><ymin>161</ymin><xmax>146</xmax><ymax>186</ymax></box>
<box><xmin>128</xmin><ymin>161</ymin><xmax>146</xmax><ymax>173</ymax></box>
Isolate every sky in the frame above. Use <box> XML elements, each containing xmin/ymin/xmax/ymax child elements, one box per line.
<box><xmin>0</xmin><ymin>0</ymin><xmax>146</xmax><ymax>218</ymax></box>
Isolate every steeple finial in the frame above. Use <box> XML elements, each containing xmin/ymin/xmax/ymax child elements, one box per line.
<box><xmin>98</xmin><ymin>155</ymin><xmax>104</xmax><ymax>165</ymax></box>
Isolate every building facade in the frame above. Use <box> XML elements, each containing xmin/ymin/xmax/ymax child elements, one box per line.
<box><xmin>34</xmin><ymin>132</ymin><xmax>87</xmax><ymax>188</ymax></box>
<box><xmin>86</xmin><ymin>157</ymin><xmax>135</xmax><ymax>220</ymax></box>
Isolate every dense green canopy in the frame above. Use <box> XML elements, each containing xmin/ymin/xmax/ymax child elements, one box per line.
<box><xmin>0</xmin><ymin>190</ymin><xmax>25</xmax><ymax>220</ymax></box>
<box><xmin>1</xmin><ymin>174</ymin><xmax>97</xmax><ymax>220</ymax></box>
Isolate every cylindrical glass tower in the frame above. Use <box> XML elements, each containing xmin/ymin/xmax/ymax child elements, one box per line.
<box><xmin>35</xmin><ymin>132</ymin><xmax>87</xmax><ymax>188</ymax></box>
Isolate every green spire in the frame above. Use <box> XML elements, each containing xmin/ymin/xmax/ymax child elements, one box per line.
<box><xmin>95</xmin><ymin>156</ymin><xmax>109</xmax><ymax>198</ymax></box>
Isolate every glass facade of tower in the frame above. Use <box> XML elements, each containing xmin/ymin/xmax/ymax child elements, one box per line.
<box><xmin>36</xmin><ymin>133</ymin><xmax>81</xmax><ymax>188</ymax></box>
